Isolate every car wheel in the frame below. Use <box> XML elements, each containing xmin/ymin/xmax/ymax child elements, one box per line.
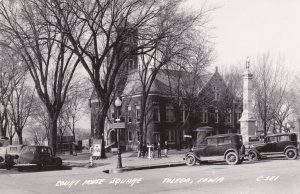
<box><xmin>248</xmin><ymin>150</ymin><xmax>258</xmax><ymax>161</ymax></box>
<box><xmin>18</xmin><ymin>167</ymin><xmax>23</xmax><ymax>172</ymax></box>
<box><xmin>225</xmin><ymin>152</ymin><xmax>239</xmax><ymax>165</ymax></box>
<box><xmin>186</xmin><ymin>155</ymin><xmax>196</xmax><ymax>166</ymax></box>
<box><xmin>0</xmin><ymin>157</ymin><xmax>4</xmax><ymax>163</ymax></box>
<box><xmin>285</xmin><ymin>148</ymin><xmax>297</xmax><ymax>160</ymax></box>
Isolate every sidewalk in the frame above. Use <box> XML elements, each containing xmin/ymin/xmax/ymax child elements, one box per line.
<box><xmin>59</xmin><ymin>149</ymin><xmax>188</xmax><ymax>173</ymax></box>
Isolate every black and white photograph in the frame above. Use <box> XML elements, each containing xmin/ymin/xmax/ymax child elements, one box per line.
<box><xmin>0</xmin><ymin>0</ymin><xmax>300</xmax><ymax>193</ymax></box>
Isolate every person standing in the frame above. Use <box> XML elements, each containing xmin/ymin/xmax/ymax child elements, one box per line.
<box><xmin>142</xmin><ymin>143</ymin><xmax>147</xmax><ymax>158</ymax></box>
<box><xmin>164</xmin><ymin>141</ymin><xmax>169</xmax><ymax>157</ymax></box>
<box><xmin>137</xmin><ymin>141</ymin><xmax>141</xmax><ymax>157</ymax></box>
<box><xmin>157</xmin><ymin>142</ymin><xmax>161</xmax><ymax>158</ymax></box>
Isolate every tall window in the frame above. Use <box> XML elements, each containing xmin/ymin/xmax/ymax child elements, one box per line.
<box><xmin>128</xmin><ymin>131</ymin><xmax>133</xmax><ymax>142</ymax></box>
<box><xmin>136</xmin><ymin>105</ymin><xmax>141</xmax><ymax>123</ymax></box>
<box><xmin>166</xmin><ymin>106</ymin><xmax>175</xmax><ymax>122</ymax></box>
<box><xmin>127</xmin><ymin>106</ymin><xmax>132</xmax><ymax>123</ymax></box>
<box><xmin>213</xmin><ymin>86</ymin><xmax>220</xmax><ymax>101</ymax></box>
<box><xmin>215</xmin><ymin>110</ymin><xmax>219</xmax><ymax>123</ymax></box>
<box><xmin>200</xmin><ymin>108</ymin><xmax>208</xmax><ymax>123</ymax></box>
<box><xmin>179</xmin><ymin>108</ymin><xmax>187</xmax><ymax>122</ymax></box>
<box><xmin>168</xmin><ymin>130</ymin><xmax>175</xmax><ymax>141</ymax></box>
<box><xmin>153</xmin><ymin>105</ymin><xmax>160</xmax><ymax>122</ymax></box>
<box><xmin>226</xmin><ymin>109</ymin><xmax>232</xmax><ymax>124</ymax></box>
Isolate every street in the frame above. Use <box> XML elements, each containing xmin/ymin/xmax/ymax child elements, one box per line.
<box><xmin>1</xmin><ymin>158</ymin><xmax>300</xmax><ymax>194</ymax></box>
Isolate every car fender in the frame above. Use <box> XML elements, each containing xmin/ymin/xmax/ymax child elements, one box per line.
<box><xmin>246</xmin><ymin>149</ymin><xmax>263</xmax><ymax>158</ymax></box>
<box><xmin>284</xmin><ymin>145</ymin><xmax>298</xmax><ymax>153</ymax></box>
<box><xmin>224</xmin><ymin>149</ymin><xmax>238</xmax><ymax>159</ymax></box>
<box><xmin>185</xmin><ymin>152</ymin><xmax>200</xmax><ymax>161</ymax></box>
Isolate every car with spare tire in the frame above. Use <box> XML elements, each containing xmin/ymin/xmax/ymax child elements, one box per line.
<box><xmin>184</xmin><ymin>133</ymin><xmax>245</xmax><ymax>166</ymax></box>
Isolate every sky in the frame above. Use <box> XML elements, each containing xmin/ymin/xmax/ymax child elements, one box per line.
<box><xmin>185</xmin><ymin>0</ymin><xmax>300</xmax><ymax>72</ymax></box>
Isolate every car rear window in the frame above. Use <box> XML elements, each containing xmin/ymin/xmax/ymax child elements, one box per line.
<box><xmin>278</xmin><ymin>135</ymin><xmax>290</xmax><ymax>142</ymax></box>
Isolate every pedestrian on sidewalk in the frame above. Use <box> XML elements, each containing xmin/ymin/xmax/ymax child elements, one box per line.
<box><xmin>157</xmin><ymin>142</ymin><xmax>161</xmax><ymax>158</ymax></box>
<box><xmin>137</xmin><ymin>141</ymin><xmax>141</xmax><ymax>157</ymax></box>
<box><xmin>142</xmin><ymin>143</ymin><xmax>147</xmax><ymax>158</ymax></box>
<box><xmin>164</xmin><ymin>141</ymin><xmax>169</xmax><ymax>157</ymax></box>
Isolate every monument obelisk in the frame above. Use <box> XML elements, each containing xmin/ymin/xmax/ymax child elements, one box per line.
<box><xmin>239</xmin><ymin>57</ymin><xmax>256</xmax><ymax>144</ymax></box>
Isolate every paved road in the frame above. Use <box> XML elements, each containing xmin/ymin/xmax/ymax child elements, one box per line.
<box><xmin>1</xmin><ymin>158</ymin><xmax>300</xmax><ymax>194</ymax></box>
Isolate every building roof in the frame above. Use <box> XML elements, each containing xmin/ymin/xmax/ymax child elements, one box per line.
<box><xmin>121</xmin><ymin>68</ymin><xmax>213</xmax><ymax>97</ymax></box>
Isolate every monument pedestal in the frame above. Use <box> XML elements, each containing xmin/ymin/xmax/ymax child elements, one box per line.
<box><xmin>240</xmin><ymin>119</ymin><xmax>256</xmax><ymax>144</ymax></box>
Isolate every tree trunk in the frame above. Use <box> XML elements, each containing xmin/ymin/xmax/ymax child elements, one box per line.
<box><xmin>95</xmin><ymin>108</ymin><xmax>108</xmax><ymax>159</ymax></box>
<box><xmin>17</xmin><ymin>130</ymin><xmax>23</xmax><ymax>145</ymax></box>
<box><xmin>139</xmin><ymin>94</ymin><xmax>147</xmax><ymax>145</ymax></box>
<box><xmin>49</xmin><ymin>114</ymin><xmax>59</xmax><ymax>156</ymax></box>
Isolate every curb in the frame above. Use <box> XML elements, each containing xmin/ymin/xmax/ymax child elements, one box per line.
<box><xmin>106</xmin><ymin>162</ymin><xmax>186</xmax><ymax>174</ymax></box>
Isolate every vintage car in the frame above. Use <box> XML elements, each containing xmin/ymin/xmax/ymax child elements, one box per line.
<box><xmin>0</xmin><ymin>145</ymin><xmax>27</xmax><ymax>169</ymax></box>
<box><xmin>13</xmin><ymin>145</ymin><xmax>62</xmax><ymax>171</ymax></box>
<box><xmin>246</xmin><ymin>133</ymin><xmax>299</xmax><ymax>161</ymax></box>
<box><xmin>185</xmin><ymin>133</ymin><xmax>245</xmax><ymax>166</ymax></box>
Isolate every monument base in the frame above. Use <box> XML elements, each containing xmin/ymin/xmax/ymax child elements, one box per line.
<box><xmin>240</xmin><ymin>120</ymin><xmax>256</xmax><ymax>144</ymax></box>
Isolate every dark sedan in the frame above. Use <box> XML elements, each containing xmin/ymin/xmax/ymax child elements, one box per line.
<box><xmin>13</xmin><ymin>145</ymin><xmax>62</xmax><ymax>171</ymax></box>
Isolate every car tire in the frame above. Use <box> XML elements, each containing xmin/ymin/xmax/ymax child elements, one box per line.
<box><xmin>285</xmin><ymin>148</ymin><xmax>298</xmax><ymax>160</ymax></box>
<box><xmin>186</xmin><ymin>155</ymin><xmax>196</xmax><ymax>166</ymax></box>
<box><xmin>225</xmin><ymin>152</ymin><xmax>239</xmax><ymax>165</ymax></box>
<box><xmin>248</xmin><ymin>150</ymin><xmax>258</xmax><ymax>161</ymax></box>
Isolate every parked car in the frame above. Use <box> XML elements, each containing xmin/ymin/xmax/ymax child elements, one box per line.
<box><xmin>12</xmin><ymin>145</ymin><xmax>62</xmax><ymax>171</ymax></box>
<box><xmin>184</xmin><ymin>133</ymin><xmax>245</xmax><ymax>166</ymax></box>
<box><xmin>246</xmin><ymin>133</ymin><xmax>299</xmax><ymax>161</ymax></box>
<box><xmin>0</xmin><ymin>145</ymin><xmax>27</xmax><ymax>169</ymax></box>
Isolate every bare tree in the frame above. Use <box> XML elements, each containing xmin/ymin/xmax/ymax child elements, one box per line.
<box><xmin>164</xmin><ymin>40</ymin><xmax>213</xmax><ymax>149</ymax></box>
<box><xmin>135</xmin><ymin>1</ymin><xmax>212</xmax><ymax>148</ymax></box>
<box><xmin>0</xmin><ymin>48</ymin><xmax>26</xmax><ymax>139</ymax></box>
<box><xmin>8</xmin><ymin>74</ymin><xmax>35</xmax><ymax>144</ymax></box>
<box><xmin>253</xmin><ymin>54</ymin><xmax>289</xmax><ymax>136</ymax></box>
<box><xmin>6</xmin><ymin>121</ymin><xmax>15</xmax><ymax>145</ymax></box>
<box><xmin>0</xmin><ymin>0</ymin><xmax>80</xmax><ymax>155</ymax></box>
<box><xmin>28</xmin><ymin>0</ymin><xmax>207</xmax><ymax>158</ymax></box>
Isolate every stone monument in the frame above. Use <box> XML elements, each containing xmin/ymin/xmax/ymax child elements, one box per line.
<box><xmin>239</xmin><ymin>57</ymin><xmax>256</xmax><ymax>144</ymax></box>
